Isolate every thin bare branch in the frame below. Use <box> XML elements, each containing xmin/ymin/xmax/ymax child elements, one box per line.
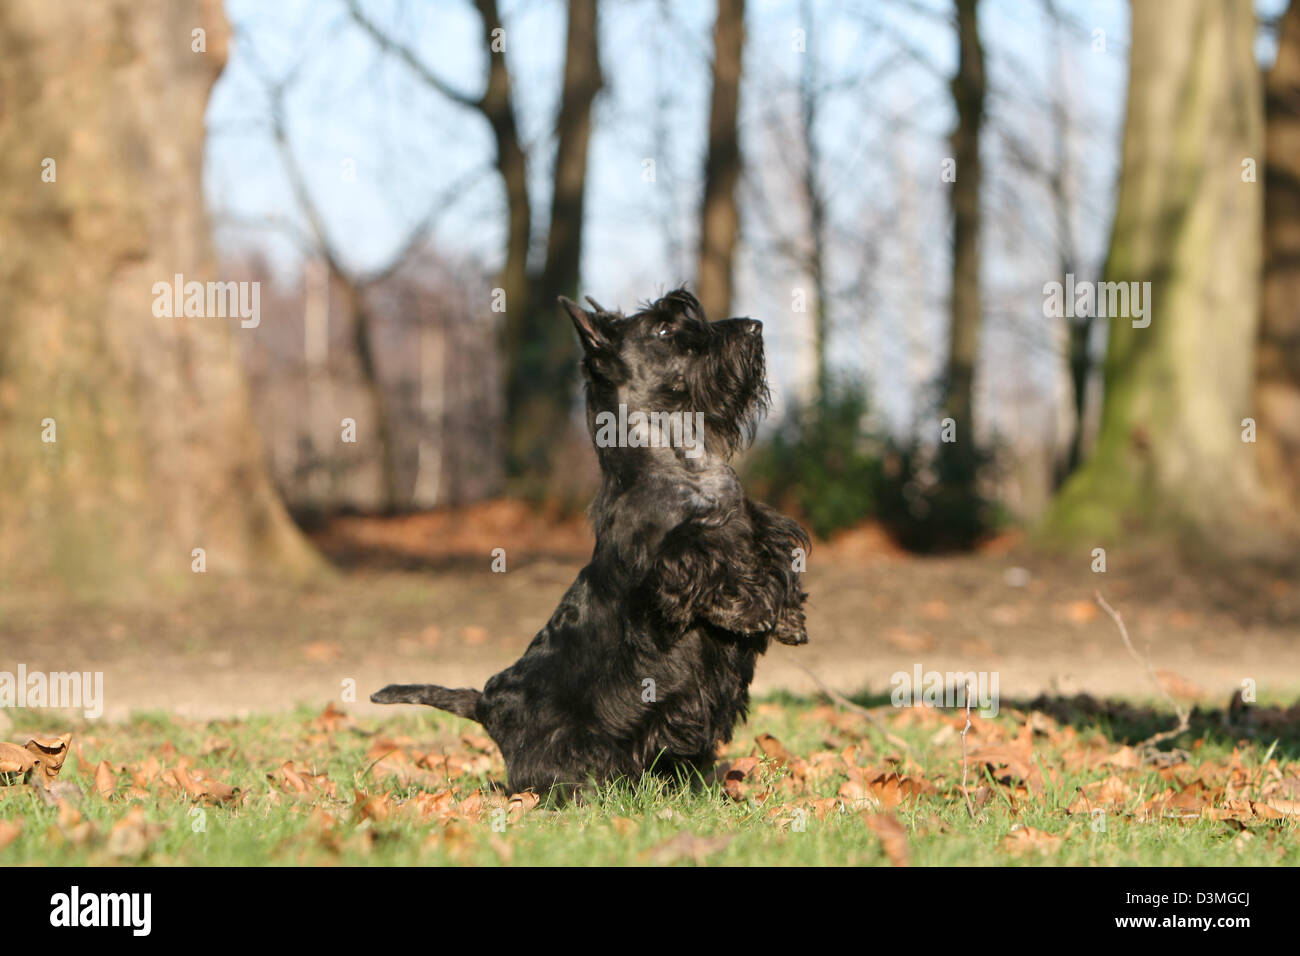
<box><xmin>344</xmin><ymin>0</ymin><xmax>481</xmax><ymax>109</ymax></box>
<box><xmin>1094</xmin><ymin>591</ymin><xmax>1192</xmax><ymax>751</ymax></box>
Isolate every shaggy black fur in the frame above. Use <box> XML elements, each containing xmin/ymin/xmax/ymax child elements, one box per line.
<box><xmin>372</xmin><ymin>288</ymin><xmax>809</xmax><ymax>795</ymax></box>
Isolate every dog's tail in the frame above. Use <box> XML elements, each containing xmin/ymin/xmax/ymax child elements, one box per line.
<box><xmin>370</xmin><ymin>683</ymin><xmax>482</xmax><ymax>721</ymax></box>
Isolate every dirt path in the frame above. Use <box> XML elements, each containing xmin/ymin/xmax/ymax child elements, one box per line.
<box><xmin>2</xmin><ymin>513</ymin><xmax>1298</xmax><ymax>724</ymax></box>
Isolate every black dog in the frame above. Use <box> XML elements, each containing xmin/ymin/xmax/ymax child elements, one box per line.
<box><xmin>373</xmin><ymin>289</ymin><xmax>809</xmax><ymax>796</ymax></box>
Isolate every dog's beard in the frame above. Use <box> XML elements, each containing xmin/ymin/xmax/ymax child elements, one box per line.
<box><xmin>690</xmin><ymin>329</ymin><xmax>769</xmax><ymax>459</ymax></box>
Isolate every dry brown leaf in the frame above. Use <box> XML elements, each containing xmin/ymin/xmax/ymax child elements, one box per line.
<box><xmin>0</xmin><ymin>742</ymin><xmax>35</xmax><ymax>780</ymax></box>
<box><xmin>411</xmin><ymin>790</ymin><xmax>457</xmax><ymax>821</ymax></box>
<box><xmin>1097</xmin><ymin>775</ymin><xmax>1131</xmax><ymax>804</ymax></box>
<box><xmin>460</xmin><ymin>732</ymin><xmax>495</xmax><ymax>753</ymax></box>
<box><xmin>840</xmin><ymin>765</ymin><xmax>933</xmax><ymax>809</ymax></box>
<box><xmin>0</xmin><ymin>819</ymin><xmax>21</xmax><ymax>851</ymax></box>
<box><xmin>1</xmin><ymin>734</ymin><xmax>72</xmax><ymax>788</ymax></box>
<box><xmin>969</xmin><ymin>720</ymin><xmax>1044</xmax><ymax>792</ymax></box>
<box><xmin>172</xmin><ymin>763</ymin><xmax>238</xmax><ymax>804</ymax></box>
<box><xmin>366</xmin><ymin>740</ymin><xmax>445</xmax><ymax>789</ymax></box>
<box><xmin>93</xmin><ymin>761</ymin><xmax>116</xmax><ymax>800</ymax></box>
<box><xmin>1266</xmin><ymin>798</ymin><xmax>1300</xmax><ymax>817</ymax></box>
<box><xmin>131</xmin><ymin>756</ymin><xmax>162</xmax><ymax>788</ymax></box>
<box><xmin>107</xmin><ymin>806</ymin><xmax>163</xmax><ymax>859</ymax></box>
<box><xmin>1002</xmin><ymin>824</ymin><xmax>1062</xmax><ymax>854</ymax></box>
<box><xmin>647</xmin><ymin>833</ymin><xmax>733</xmax><ymax>865</ymax></box>
<box><xmin>610</xmin><ymin>816</ymin><xmax>638</xmax><ymax>836</ymax></box>
<box><xmin>57</xmin><ymin>800</ymin><xmax>95</xmax><ymax>846</ymax></box>
<box><xmin>507</xmin><ymin>790</ymin><xmax>540</xmax><ymax>822</ymax></box>
<box><xmin>352</xmin><ymin>789</ymin><xmax>392</xmax><ymax>822</ymax></box>
<box><xmin>755</xmin><ymin>733</ymin><xmax>791</xmax><ymax>765</ymax></box>
<box><xmin>717</xmin><ymin>756</ymin><xmax>762</xmax><ymax>802</ymax></box>
<box><xmin>312</xmin><ymin>702</ymin><xmax>355</xmax><ymax>733</ymax></box>
<box><xmin>275</xmin><ymin>761</ymin><xmax>337</xmax><ymax>799</ymax></box>
<box><xmin>1107</xmin><ymin>746</ymin><xmax>1142</xmax><ymax>770</ymax></box>
<box><xmin>864</xmin><ymin>812</ymin><xmax>911</xmax><ymax>867</ymax></box>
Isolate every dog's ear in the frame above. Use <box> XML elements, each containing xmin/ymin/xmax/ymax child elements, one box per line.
<box><xmin>560</xmin><ymin>296</ymin><xmax>610</xmax><ymax>353</ymax></box>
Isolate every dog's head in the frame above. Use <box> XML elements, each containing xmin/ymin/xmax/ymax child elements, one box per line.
<box><xmin>560</xmin><ymin>288</ymin><xmax>769</xmax><ymax>461</ymax></box>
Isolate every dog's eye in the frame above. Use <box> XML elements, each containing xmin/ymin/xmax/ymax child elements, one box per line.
<box><xmin>656</xmin><ymin>323</ymin><xmax>673</xmax><ymax>338</ymax></box>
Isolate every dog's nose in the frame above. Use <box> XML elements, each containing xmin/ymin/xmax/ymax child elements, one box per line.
<box><xmin>741</xmin><ymin>319</ymin><xmax>762</xmax><ymax>335</ymax></box>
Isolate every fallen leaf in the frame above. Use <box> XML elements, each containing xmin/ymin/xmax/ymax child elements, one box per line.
<box><xmin>864</xmin><ymin>812</ymin><xmax>911</xmax><ymax>866</ymax></box>
<box><xmin>0</xmin><ymin>742</ymin><xmax>35</xmax><ymax>781</ymax></box>
<box><xmin>93</xmin><ymin>761</ymin><xmax>116</xmax><ymax>800</ymax></box>
<box><xmin>0</xmin><ymin>820</ymin><xmax>20</xmax><ymax>850</ymax></box>
<box><xmin>1002</xmin><ymin>824</ymin><xmax>1061</xmax><ymax>854</ymax></box>
<box><xmin>507</xmin><ymin>791</ymin><xmax>540</xmax><ymax>822</ymax></box>
<box><xmin>313</xmin><ymin>702</ymin><xmax>355</xmax><ymax>732</ymax></box>
<box><xmin>755</xmin><ymin>733</ymin><xmax>791</xmax><ymax>765</ymax></box>
<box><xmin>0</xmin><ymin>733</ymin><xmax>72</xmax><ymax>788</ymax></box>
<box><xmin>353</xmin><ymin>789</ymin><xmax>392</xmax><ymax>822</ymax></box>
<box><xmin>172</xmin><ymin>763</ymin><xmax>238</xmax><ymax>804</ymax></box>
<box><xmin>647</xmin><ymin>833</ymin><xmax>733</xmax><ymax>865</ymax></box>
<box><xmin>108</xmin><ymin>806</ymin><xmax>163</xmax><ymax>859</ymax></box>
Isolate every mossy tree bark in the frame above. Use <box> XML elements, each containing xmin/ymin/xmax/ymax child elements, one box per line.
<box><xmin>1043</xmin><ymin>0</ymin><xmax>1264</xmax><ymax>542</ymax></box>
<box><xmin>0</xmin><ymin>0</ymin><xmax>321</xmax><ymax>589</ymax></box>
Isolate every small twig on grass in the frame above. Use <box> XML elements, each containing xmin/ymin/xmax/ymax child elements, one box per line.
<box><xmin>1094</xmin><ymin>590</ymin><xmax>1191</xmax><ymax>752</ymax></box>
<box><xmin>960</xmin><ymin>678</ymin><xmax>975</xmax><ymax>819</ymax></box>
<box><xmin>792</xmin><ymin>662</ymin><xmax>912</xmax><ymax>753</ymax></box>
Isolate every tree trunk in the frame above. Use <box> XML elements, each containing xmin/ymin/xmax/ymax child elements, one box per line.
<box><xmin>1045</xmin><ymin>0</ymin><xmax>1263</xmax><ymax>540</ymax></box>
<box><xmin>473</xmin><ymin>0</ymin><xmax>535</xmax><ymax>484</ymax></box>
<box><xmin>346</xmin><ymin>282</ymin><xmax>404</xmax><ymax>511</ymax></box>
<box><xmin>1257</xmin><ymin>0</ymin><xmax>1300</xmax><ymax>517</ymax></box>
<box><xmin>798</xmin><ymin>0</ymin><xmax>831</xmax><ymax>409</ymax></box>
<box><xmin>697</xmin><ymin>0</ymin><xmax>745</xmax><ymax>323</ymax></box>
<box><xmin>943</xmin><ymin>0</ymin><xmax>986</xmax><ymax>430</ymax></box>
<box><xmin>0</xmin><ymin>0</ymin><xmax>320</xmax><ymax>588</ymax></box>
<box><xmin>506</xmin><ymin>0</ymin><xmax>603</xmax><ymax>493</ymax></box>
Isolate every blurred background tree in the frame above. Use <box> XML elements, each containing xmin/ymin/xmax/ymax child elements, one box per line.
<box><xmin>1258</xmin><ymin>0</ymin><xmax>1300</xmax><ymax>517</ymax></box>
<box><xmin>1044</xmin><ymin>0</ymin><xmax>1266</xmax><ymax>541</ymax></box>
<box><xmin>0</xmin><ymin>0</ymin><xmax>320</xmax><ymax>589</ymax></box>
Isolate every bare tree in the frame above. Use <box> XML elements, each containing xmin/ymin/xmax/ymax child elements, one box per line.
<box><xmin>230</xmin><ymin>33</ymin><xmax>482</xmax><ymax>512</ymax></box>
<box><xmin>1043</xmin><ymin>0</ymin><xmax>1092</xmax><ymax>485</ymax></box>
<box><xmin>941</xmin><ymin>0</ymin><xmax>986</xmax><ymax>431</ymax></box>
<box><xmin>1257</xmin><ymin>0</ymin><xmax>1300</xmax><ymax>519</ymax></box>
<box><xmin>697</xmin><ymin>0</ymin><xmax>746</xmax><ymax>322</ymax></box>
<box><xmin>798</xmin><ymin>0</ymin><xmax>833</xmax><ymax>409</ymax></box>
<box><xmin>348</xmin><ymin>0</ymin><xmax>604</xmax><ymax>495</ymax></box>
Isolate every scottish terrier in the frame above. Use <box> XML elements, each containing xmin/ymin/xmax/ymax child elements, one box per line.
<box><xmin>372</xmin><ymin>289</ymin><xmax>809</xmax><ymax>796</ymax></box>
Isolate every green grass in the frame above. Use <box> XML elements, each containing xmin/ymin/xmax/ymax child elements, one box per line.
<box><xmin>1</xmin><ymin>694</ymin><xmax>1297</xmax><ymax>866</ymax></box>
